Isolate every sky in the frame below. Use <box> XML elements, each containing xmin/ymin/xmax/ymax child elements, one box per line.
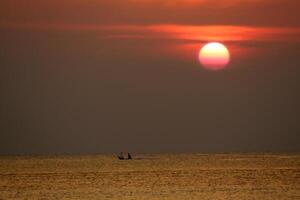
<box><xmin>1</xmin><ymin>0</ymin><xmax>300</xmax><ymax>154</ymax></box>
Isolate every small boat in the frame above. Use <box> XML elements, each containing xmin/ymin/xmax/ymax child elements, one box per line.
<box><xmin>117</xmin><ymin>152</ymin><xmax>132</xmax><ymax>160</ymax></box>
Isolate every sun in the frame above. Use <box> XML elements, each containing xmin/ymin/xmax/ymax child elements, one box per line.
<box><xmin>199</xmin><ymin>42</ymin><xmax>230</xmax><ymax>71</ymax></box>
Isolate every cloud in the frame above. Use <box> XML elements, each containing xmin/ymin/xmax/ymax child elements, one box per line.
<box><xmin>128</xmin><ymin>0</ymin><xmax>271</xmax><ymax>7</ymax></box>
<box><xmin>2</xmin><ymin>22</ymin><xmax>299</xmax><ymax>44</ymax></box>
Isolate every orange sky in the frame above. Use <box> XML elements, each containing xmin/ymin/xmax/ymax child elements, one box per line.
<box><xmin>1</xmin><ymin>0</ymin><xmax>299</xmax><ymax>60</ymax></box>
<box><xmin>3</xmin><ymin>21</ymin><xmax>299</xmax><ymax>61</ymax></box>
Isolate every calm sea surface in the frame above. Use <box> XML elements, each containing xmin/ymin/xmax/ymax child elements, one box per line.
<box><xmin>0</xmin><ymin>154</ymin><xmax>299</xmax><ymax>199</ymax></box>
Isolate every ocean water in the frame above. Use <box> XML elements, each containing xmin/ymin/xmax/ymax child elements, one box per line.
<box><xmin>0</xmin><ymin>154</ymin><xmax>299</xmax><ymax>199</ymax></box>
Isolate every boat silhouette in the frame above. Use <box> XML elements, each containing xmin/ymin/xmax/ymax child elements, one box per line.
<box><xmin>118</xmin><ymin>152</ymin><xmax>132</xmax><ymax>160</ymax></box>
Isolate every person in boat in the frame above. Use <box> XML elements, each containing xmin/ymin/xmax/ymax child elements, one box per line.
<box><xmin>127</xmin><ymin>153</ymin><xmax>132</xmax><ymax>160</ymax></box>
<box><xmin>118</xmin><ymin>152</ymin><xmax>125</xmax><ymax>160</ymax></box>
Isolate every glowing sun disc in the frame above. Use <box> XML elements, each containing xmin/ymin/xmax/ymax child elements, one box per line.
<box><xmin>199</xmin><ymin>42</ymin><xmax>230</xmax><ymax>70</ymax></box>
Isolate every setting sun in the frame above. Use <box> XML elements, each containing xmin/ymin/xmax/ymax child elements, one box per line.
<box><xmin>199</xmin><ymin>42</ymin><xmax>230</xmax><ymax>70</ymax></box>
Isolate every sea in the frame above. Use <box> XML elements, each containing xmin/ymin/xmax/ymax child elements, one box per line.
<box><xmin>0</xmin><ymin>154</ymin><xmax>299</xmax><ymax>199</ymax></box>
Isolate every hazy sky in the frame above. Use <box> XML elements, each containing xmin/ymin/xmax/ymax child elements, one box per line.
<box><xmin>1</xmin><ymin>0</ymin><xmax>300</xmax><ymax>154</ymax></box>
